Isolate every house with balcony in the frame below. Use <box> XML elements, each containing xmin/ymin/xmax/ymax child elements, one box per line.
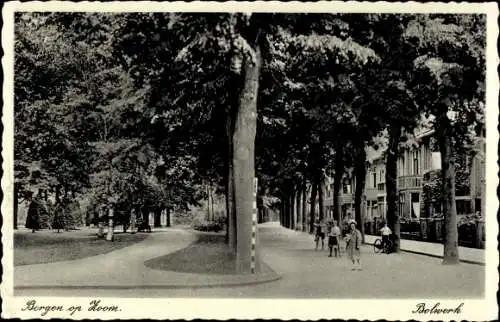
<box><xmin>324</xmin><ymin>171</ymin><xmax>355</xmax><ymax>221</ymax></box>
<box><xmin>365</xmin><ymin>148</ymin><xmax>387</xmax><ymax>222</ymax></box>
<box><xmin>322</xmin><ymin>126</ymin><xmax>485</xmax><ymax>225</ymax></box>
<box><xmin>365</xmin><ymin>128</ymin><xmax>485</xmax><ymax>221</ymax></box>
<box><xmin>323</xmin><ymin>146</ymin><xmax>385</xmax><ymax>223</ymax></box>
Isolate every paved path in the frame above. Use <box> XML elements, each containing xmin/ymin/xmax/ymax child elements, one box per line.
<box><xmin>15</xmin><ymin>228</ymin><xmax>278</xmax><ymax>290</ymax></box>
<box><xmin>16</xmin><ymin>222</ymin><xmax>485</xmax><ymax>298</ymax></box>
<box><xmin>364</xmin><ymin>234</ymin><xmax>485</xmax><ymax>265</ymax></box>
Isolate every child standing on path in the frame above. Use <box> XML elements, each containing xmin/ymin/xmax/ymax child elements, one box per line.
<box><xmin>345</xmin><ymin>221</ymin><xmax>362</xmax><ymax>270</ymax></box>
<box><xmin>328</xmin><ymin>220</ymin><xmax>342</xmax><ymax>257</ymax></box>
<box><xmin>314</xmin><ymin>219</ymin><xmax>326</xmax><ymax>251</ymax></box>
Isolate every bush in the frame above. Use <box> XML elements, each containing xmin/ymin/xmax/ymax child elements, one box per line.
<box><xmin>400</xmin><ymin>218</ymin><xmax>421</xmax><ymax>233</ymax></box>
<box><xmin>192</xmin><ymin>217</ymin><xmax>223</xmax><ymax>232</ymax></box>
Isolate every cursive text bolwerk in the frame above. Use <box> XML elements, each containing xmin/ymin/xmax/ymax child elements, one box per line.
<box><xmin>413</xmin><ymin>302</ymin><xmax>464</xmax><ymax>314</ymax></box>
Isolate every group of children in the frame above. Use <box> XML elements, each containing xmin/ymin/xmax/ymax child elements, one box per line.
<box><xmin>313</xmin><ymin>218</ymin><xmax>363</xmax><ymax>270</ymax></box>
<box><xmin>313</xmin><ymin>219</ymin><xmax>343</xmax><ymax>257</ymax></box>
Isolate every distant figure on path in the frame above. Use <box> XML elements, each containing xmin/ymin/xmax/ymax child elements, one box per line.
<box><xmin>345</xmin><ymin>221</ymin><xmax>362</xmax><ymax>270</ymax></box>
<box><xmin>25</xmin><ymin>194</ymin><xmax>40</xmax><ymax>233</ymax></box>
<box><xmin>314</xmin><ymin>219</ymin><xmax>326</xmax><ymax>251</ymax></box>
<box><xmin>328</xmin><ymin>220</ymin><xmax>342</xmax><ymax>257</ymax></box>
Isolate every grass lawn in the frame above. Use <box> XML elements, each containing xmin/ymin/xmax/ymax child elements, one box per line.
<box><xmin>144</xmin><ymin>232</ymin><xmax>274</xmax><ymax>275</ymax></box>
<box><xmin>14</xmin><ymin>229</ymin><xmax>148</xmax><ymax>266</ymax></box>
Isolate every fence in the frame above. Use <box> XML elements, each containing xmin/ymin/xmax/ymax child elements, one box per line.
<box><xmin>364</xmin><ymin>216</ymin><xmax>485</xmax><ymax>249</ymax></box>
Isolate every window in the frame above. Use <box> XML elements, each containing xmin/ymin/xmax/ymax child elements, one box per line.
<box><xmin>377</xmin><ymin>196</ymin><xmax>385</xmax><ymax>219</ymax></box>
<box><xmin>475</xmin><ymin>199</ymin><xmax>481</xmax><ymax>214</ymax></box>
<box><xmin>399</xmin><ymin>193</ymin><xmax>405</xmax><ymax>219</ymax></box>
<box><xmin>343</xmin><ymin>181</ymin><xmax>352</xmax><ymax>194</ymax></box>
<box><xmin>411</xmin><ymin>193</ymin><xmax>420</xmax><ymax>219</ymax></box>
<box><xmin>367</xmin><ymin>201</ymin><xmax>372</xmax><ymax>219</ymax></box>
<box><xmin>413</xmin><ymin>157</ymin><xmax>419</xmax><ymax>175</ymax></box>
<box><xmin>373</xmin><ymin>172</ymin><xmax>377</xmax><ymax>188</ymax></box>
<box><xmin>456</xmin><ymin>200</ymin><xmax>472</xmax><ymax>215</ymax></box>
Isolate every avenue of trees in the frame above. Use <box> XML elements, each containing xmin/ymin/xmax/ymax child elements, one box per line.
<box><xmin>14</xmin><ymin>13</ymin><xmax>485</xmax><ymax>270</ymax></box>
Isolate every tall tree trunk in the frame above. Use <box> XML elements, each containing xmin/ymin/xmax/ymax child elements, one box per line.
<box><xmin>309</xmin><ymin>181</ymin><xmax>318</xmax><ymax>233</ymax></box>
<box><xmin>296</xmin><ymin>185</ymin><xmax>302</xmax><ymax>231</ymax></box>
<box><xmin>354</xmin><ymin>140</ymin><xmax>367</xmax><ymax>243</ymax></box>
<box><xmin>130</xmin><ymin>208</ymin><xmax>136</xmax><ymax>234</ymax></box>
<box><xmin>317</xmin><ymin>175</ymin><xmax>325</xmax><ymax>222</ymax></box>
<box><xmin>166</xmin><ymin>207</ymin><xmax>171</xmax><ymax>227</ymax></box>
<box><xmin>302</xmin><ymin>180</ymin><xmax>307</xmax><ymax>232</ymax></box>
<box><xmin>282</xmin><ymin>198</ymin><xmax>286</xmax><ymax>227</ymax></box>
<box><xmin>97</xmin><ymin>207</ymin><xmax>105</xmax><ymax>238</ymax></box>
<box><xmin>333</xmin><ymin>147</ymin><xmax>344</xmax><ymax>224</ymax></box>
<box><xmin>232</xmin><ymin>45</ymin><xmax>262</xmax><ymax>274</ymax></box>
<box><xmin>225</xmin><ymin>102</ymin><xmax>237</xmax><ymax>249</ymax></box>
<box><xmin>55</xmin><ymin>185</ymin><xmax>60</xmax><ymax>204</ymax></box>
<box><xmin>386</xmin><ymin>125</ymin><xmax>401</xmax><ymax>252</ymax></box>
<box><xmin>439</xmin><ymin>114</ymin><xmax>459</xmax><ymax>264</ymax></box>
<box><xmin>290</xmin><ymin>192</ymin><xmax>295</xmax><ymax>230</ymax></box>
<box><xmin>154</xmin><ymin>207</ymin><xmax>162</xmax><ymax>227</ymax></box>
<box><xmin>280</xmin><ymin>202</ymin><xmax>283</xmax><ymax>226</ymax></box>
<box><xmin>285</xmin><ymin>190</ymin><xmax>293</xmax><ymax>228</ymax></box>
<box><xmin>206</xmin><ymin>184</ymin><xmax>211</xmax><ymax>221</ymax></box>
<box><xmin>210</xmin><ymin>184</ymin><xmax>215</xmax><ymax>221</ymax></box>
<box><xmin>284</xmin><ymin>199</ymin><xmax>288</xmax><ymax>227</ymax></box>
<box><xmin>284</xmin><ymin>193</ymin><xmax>288</xmax><ymax>228</ymax></box>
<box><xmin>141</xmin><ymin>207</ymin><xmax>149</xmax><ymax>224</ymax></box>
<box><xmin>14</xmin><ymin>184</ymin><xmax>19</xmax><ymax>230</ymax></box>
<box><xmin>282</xmin><ymin>202</ymin><xmax>285</xmax><ymax>226</ymax></box>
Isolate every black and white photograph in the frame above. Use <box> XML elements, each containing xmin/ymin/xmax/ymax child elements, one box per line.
<box><xmin>1</xmin><ymin>1</ymin><xmax>498</xmax><ymax>320</ymax></box>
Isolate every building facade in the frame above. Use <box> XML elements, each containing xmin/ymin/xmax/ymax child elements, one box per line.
<box><xmin>322</xmin><ymin>129</ymin><xmax>485</xmax><ymax>224</ymax></box>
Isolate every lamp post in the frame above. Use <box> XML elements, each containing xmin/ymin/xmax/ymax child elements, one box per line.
<box><xmin>106</xmin><ymin>195</ymin><xmax>116</xmax><ymax>241</ymax></box>
<box><xmin>130</xmin><ymin>207</ymin><xmax>137</xmax><ymax>234</ymax></box>
<box><xmin>106</xmin><ymin>206</ymin><xmax>114</xmax><ymax>241</ymax></box>
<box><xmin>97</xmin><ymin>205</ymin><xmax>105</xmax><ymax>238</ymax></box>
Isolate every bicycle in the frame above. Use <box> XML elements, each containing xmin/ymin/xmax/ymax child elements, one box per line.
<box><xmin>373</xmin><ymin>237</ymin><xmax>393</xmax><ymax>254</ymax></box>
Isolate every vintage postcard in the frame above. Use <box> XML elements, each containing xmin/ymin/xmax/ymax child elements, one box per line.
<box><xmin>1</xmin><ymin>1</ymin><xmax>498</xmax><ymax>320</ymax></box>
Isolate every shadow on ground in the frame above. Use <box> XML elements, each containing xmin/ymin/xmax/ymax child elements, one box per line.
<box><xmin>144</xmin><ymin>232</ymin><xmax>274</xmax><ymax>275</ymax></box>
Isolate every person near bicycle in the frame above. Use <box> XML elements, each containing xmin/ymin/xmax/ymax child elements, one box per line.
<box><xmin>380</xmin><ymin>223</ymin><xmax>392</xmax><ymax>253</ymax></box>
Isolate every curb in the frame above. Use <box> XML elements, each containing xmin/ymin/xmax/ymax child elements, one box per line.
<box><xmin>363</xmin><ymin>241</ymin><xmax>485</xmax><ymax>266</ymax></box>
<box><xmin>14</xmin><ymin>274</ymin><xmax>282</xmax><ymax>291</ymax></box>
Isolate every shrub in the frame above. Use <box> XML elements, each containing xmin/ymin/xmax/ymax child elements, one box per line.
<box><xmin>400</xmin><ymin>218</ymin><xmax>421</xmax><ymax>233</ymax></box>
<box><xmin>192</xmin><ymin>217</ymin><xmax>223</xmax><ymax>232</ymax></box>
